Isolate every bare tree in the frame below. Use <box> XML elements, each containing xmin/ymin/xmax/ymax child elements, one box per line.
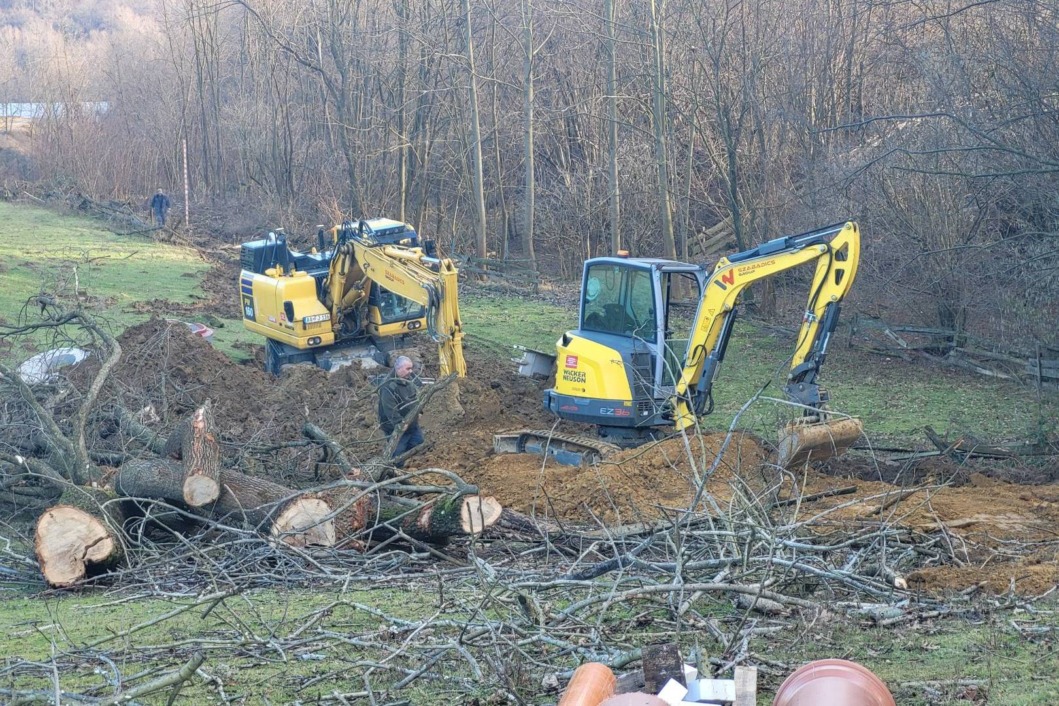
<box><xmin>461</xmin><ymin>0</ymin><xmax>489</xmax><ymax>258</ymax></box>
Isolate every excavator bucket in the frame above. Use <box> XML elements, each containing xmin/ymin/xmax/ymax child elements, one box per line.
<box><xmin>776</xmin><ymin>417</ymin><xmax>863</xmax><ymax>468</ymax></box>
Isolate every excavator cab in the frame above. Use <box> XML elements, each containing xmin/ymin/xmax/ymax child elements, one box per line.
<box><xmin>545</xmin><ymin>258</ymin><xmax>708</xmax><ymax>445</ymax></box>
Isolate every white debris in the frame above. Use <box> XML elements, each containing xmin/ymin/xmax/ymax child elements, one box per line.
<box><xmin>16</xmin><ymin>347</ymin><xmax>90</xmax><ymax>385</ymax></box>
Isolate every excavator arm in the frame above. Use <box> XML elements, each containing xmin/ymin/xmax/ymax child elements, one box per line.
<box><xmin>672</xmin><ymin>221</ymin><xmax>860</xmax><ymax>430</ymax></box>
<box><xmin>337</xmin><ymin>240</ymin><xmax>466</xmax><ymax>377</ymax></box>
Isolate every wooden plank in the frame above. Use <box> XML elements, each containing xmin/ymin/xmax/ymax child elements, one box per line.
<box><xmin>847</xmin><ymin>342</ymin><xmax>914</xmax><ymax>361</ymax></box>
<box><xmin>733</xmin><ymin>666</ymin><xmax>757</xmax><ymax>706</ymax></box>
<box><xmin>1025</xmin><ymin>361</ymin><xmax>1059</xmax><ymax>377</ymax></box>
<box><xmin>952</xmin><ymin>346</ymin><xmax>1027</xmax><ymax>366</ymax></box>
<box><xmin>884</xmin><ymin>327</ymin><xmax>910</xmax><ymax>349</ymax></box>
<box><xmin>690</xmin><ymin>218</ymin><xmax>734</xmax><ymax>259</ymax></box>
<box><xmin>642</xmin><ymin>643</ymin><xmax>685</xmax><ymax>694</ymax></box>
<box><xmin>890</xmin><ymin>325</ymin><xmax>959</xmax><ymax>337</ymax></box>
<box><xmin>853</xmin><ymin>316</ymin><xmax>890</xmax><ymax>331</ymax></box>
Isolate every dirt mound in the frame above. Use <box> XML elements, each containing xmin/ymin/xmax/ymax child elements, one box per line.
<box><xmin>460</xmin><ymin>434</ymin><xmax>768</xmax><ymax>524</ymax></box>
<box><xmin>76</xmin><ymin>318</ymin><xmax>555</xmax><ymax>483</ymax></box>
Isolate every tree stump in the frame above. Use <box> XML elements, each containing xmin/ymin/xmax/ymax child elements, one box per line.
<box><xmin>35</xmin><ymin>487</ymin><xmax>125</xmax><ymax>588</ymax></box>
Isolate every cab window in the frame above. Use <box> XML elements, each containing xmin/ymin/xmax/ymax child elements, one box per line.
<box><xmin>582</xmin><ymin>264</ymin><xmax>657</xmax><ymax>342</ymax></box>
<box><xmin>373</xmin><ymin>287</ymin><xmax>424</xmax><ymax>323</ymax></box>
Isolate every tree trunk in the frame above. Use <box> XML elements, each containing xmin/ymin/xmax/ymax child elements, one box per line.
<box><xmin>649</xmin><ymin>0</ymin><xmax>676</xmax><ymax>259</ymax></box>
<box><xmin>605</xmin><ymin>0</ymin><xmax>621</xmax><ymax>254</ymax></box>
<box><xmin>180</xmin><ymin>402</ymin><xmax>221</xmax><ymax>507</ymax></box>
<box><xmin>35</xmin><ymin>487</ymin><xmax>125</xmax><ymax>588</ymax></box>
<box><xmin>317</xmin><ymin>487</ymin><xmax>501</xmax><ymax>547</ymax></box>
<box><xmin>113</xmin><ymin>458</ymin><xmax>499</xmax><ymax>548</ymax></box>
<box><xmin>115</xmin><ymin>459</ymin><xmax>333</xmax><ymax>547</ymax></box>
<box><xmin>461</xmin><ymin>0</ymin><xmax>489</xmax><ymax>258</ymax></box>
<box><xmin>521</xmin><ymin>0</ymin><xmax>537</xmax><ymax>269</ymax></box>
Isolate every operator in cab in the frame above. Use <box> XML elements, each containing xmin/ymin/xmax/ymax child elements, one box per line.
<box><xmin>377</xmin><ymin>355</ymin><xmax>424</xmax><ymax>465</ymax></box>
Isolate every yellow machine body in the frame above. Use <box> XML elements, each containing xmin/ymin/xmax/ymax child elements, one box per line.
<box><xmin>540</xmin><ymin>221</ymin><xmax>863</xmax><ymax>465</ymax></box>
<box><xmin>239</xmin><ymin>218</ymin><xmax>465</xmax><ymax>376</ymax></box>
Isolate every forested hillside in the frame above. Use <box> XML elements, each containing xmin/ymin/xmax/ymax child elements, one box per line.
<box><xmin>1</xmin><ymin>0</ymin><xmax>1057</xmax><ymax>347</ymax></box>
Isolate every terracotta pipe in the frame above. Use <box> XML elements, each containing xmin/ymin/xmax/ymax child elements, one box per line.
<box><xmin>773</xmin><ymin>659</ymin><xmax>896</xmax><ymax>706</ymax></box>
<box><xmin>558</xmin><ymin>662</ymin><xmax>617</xmax><ymax>706</ymax></box>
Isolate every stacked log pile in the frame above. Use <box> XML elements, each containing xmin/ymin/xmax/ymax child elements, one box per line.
<box><xmin>33</xmin><ymin>401</ymin><xmax>501</xmax><ymax>587</ymax></box>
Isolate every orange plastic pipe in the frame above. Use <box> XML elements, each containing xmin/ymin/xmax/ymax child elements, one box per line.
<box><xmin>558</xmin><ymin>662</ymin><xmax>617</xmax><ymax>706</ymax></box>
<box><xmin>773</xmin><ymin>659</ymin><xmax>896</xmax><ymax>706</ymax></box>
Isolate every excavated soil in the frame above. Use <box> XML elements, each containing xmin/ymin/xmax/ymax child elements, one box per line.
<box><xmin>64</xmin><ymin>318</ymin><xmax>1059</xmax><ymax>596</ymax></box>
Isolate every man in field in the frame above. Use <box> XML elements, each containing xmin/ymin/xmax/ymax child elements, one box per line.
<box><xmin>377</xmin><ymin>355</ymin><xmax>424</xmax><ymax>464</ymax></box>
<box><xmin>150</xmin><ymin>188</ymin><xmax>171</xmax><ymax>227</ymax></box>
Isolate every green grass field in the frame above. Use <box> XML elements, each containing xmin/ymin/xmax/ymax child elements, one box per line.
<box><xmin>3</xmin><ymin>201</ymin><xmax>1059</xmax><ymax>704</ymax></box>
<box><xmin>0</xmin><ymin>201</ymin><xmax>208</xmax><ymax>319</ymax></box>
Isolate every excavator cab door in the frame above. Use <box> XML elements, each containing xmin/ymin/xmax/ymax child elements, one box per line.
<box><xmin>659</xmin><ymin>270</ymin><xmax>706</xmax><ymax>391</ymax></box>
<box><xmin>580</xmin><ymin>259</ymin><xmax>706</xmax><ymax>401</ymax></box>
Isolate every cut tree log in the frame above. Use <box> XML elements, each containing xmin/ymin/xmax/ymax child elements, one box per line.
<box><xmin>180</xmin><ymin>402</ymin><xmax>221</xmax><ymax>507</ymax></box>
<box><xmin>269</xmin><ymin>485</ymin><xmax>502</xmax><ymax>547</ymax></box>
<box><xmin>317</xmin><ymin>487</ymin><xmax>502</xmax><ymax>547</ymax></box>
<box><xmin>35</xmin><ymin>487</ymin><xmax>125</xmax><ymax>588</ymax></box>
<box><xmin>115</xmin><ymin>459</ymin><xmax>334</xmax><ymax>547</ymax></box>
<box><xmin>113</xmin><ymin>459</ymin><xmax>501</xmax><ymax>549</ymax></box>
<box><xmin>365</xmin><ymin>492</ymin><xmax>501</xmax><ymax>543</ymax></box>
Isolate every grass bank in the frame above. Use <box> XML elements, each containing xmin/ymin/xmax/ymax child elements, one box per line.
<box><xmin>1</xmin><ymin>580</ymin><xmax>1057</xmax><ymax>704</ymax></box>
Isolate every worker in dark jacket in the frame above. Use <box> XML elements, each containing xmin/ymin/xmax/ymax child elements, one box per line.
<box><xmin>377</xmin><ymin>355</ymin><xmax>424</xmax><ymax>462</ymax></box>
<box><xmin>150</xmin><ymin>189</ymin><xmax>171</xmax><ymax>227</ymax></box>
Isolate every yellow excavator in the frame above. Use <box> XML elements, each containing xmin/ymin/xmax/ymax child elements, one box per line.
<box><xmin>496</xmin><ymin>220</ymin><xmax>863</xmax><ymax>467</ymax></box>
<box><xmin>239</xmin><ymin>218</ymin><xmax>465</xmax><ymax>377</ymax></box>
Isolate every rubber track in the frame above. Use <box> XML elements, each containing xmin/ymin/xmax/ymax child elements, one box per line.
<box><xmin>503</xmin><ymin>429</ymin><xmax>623</xmax><ymax>461</ymax></box>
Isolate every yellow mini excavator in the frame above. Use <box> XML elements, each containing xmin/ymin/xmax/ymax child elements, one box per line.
<box><xmin>495</xmin><ymin>220</ymin><xmax>863</xmax><ymax>467</ymax></box>
<box><xmin>239</xmin><ymin>218</ymin><xmax>465</xmax><ymax>377</ymax></box>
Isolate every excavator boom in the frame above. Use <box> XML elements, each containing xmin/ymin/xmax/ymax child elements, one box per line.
<box><xmin>352</xmin><ymin>242</ymin><xmax>466</xmax><ymax>377</ymax></box>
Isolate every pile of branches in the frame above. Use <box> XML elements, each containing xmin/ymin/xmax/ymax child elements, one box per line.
<box><xmin>3</xmin><ymin>297</ymin><xmax>1056</xmax><ymax>702</ymax></box>
<box><xmin>0</xmin><ymin>297</ymin><xmax>500</xmax><ymax>589</ymax></box>
<box><xmin>3</xmin><ymin>448</ymin><xmax>1053</xmax><ymax>703</ymax></box>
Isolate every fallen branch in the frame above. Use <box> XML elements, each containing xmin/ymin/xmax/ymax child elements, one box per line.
<box><xmin>101</xmin><ymin>651</ymin><xmax>205</xmax><ymax>705</ymax></box>
<box><xmin>114</xmin><ymin>406</ymin><xmax>169</xmax><ymax>456</ymax></box>
<box><xmin>302</xmin><ymin>421</ymin><xmax>355</xmax><ymax>476</ymax></box>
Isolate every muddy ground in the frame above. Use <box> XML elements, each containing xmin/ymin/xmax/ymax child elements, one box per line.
<box><xmin>62</xmin><ymin>316</ymin><xmax>1059</xmax><ymax>597</ymax></box>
